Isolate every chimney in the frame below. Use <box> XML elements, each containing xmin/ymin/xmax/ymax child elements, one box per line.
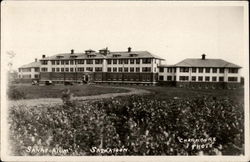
<box><xmin>42</xmin><ymin>55</ymin><xmax>46</xmax><ymax>58</ymax></box>
<box><xmin>35</xmin><ymin>58</ymin><xmax>38</xmax><ymax>62</ymax></box>
<box><xmin>202</xmin><ymin>54</ymin><xmax>206</xmax><ymax>60</ymax></box>
<box><xmin>71</xmin><ymin>49</ymin><xmax>74</xmax><ymax>54</ymax></box>
<box><xmin>128</xmin><ymin>47</ymin><xmax>132</xmax><ymax>52</ymax></box>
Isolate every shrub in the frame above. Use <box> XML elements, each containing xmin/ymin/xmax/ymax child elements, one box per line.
<box><xmin>8</xmin><ymin>95</ymin><xmax>244</xmax><ymax>156</ymax></box>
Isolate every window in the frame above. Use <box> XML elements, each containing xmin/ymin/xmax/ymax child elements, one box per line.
<box><xmin>108</xmin><ymin>67</ymin><xmax>111</xmax><ymax>72</ymax></box>
<box><xmin>56</xmin><ymin>68</ymin><xmax>60</xmax><ymax>72</ymax></box>
<box><xmin>65</xmin><ymin>61</ymin><xmax>69</xmax><ymax>65</ymax></box>
<box><xmin>78</xmin><ymin>67</ymin><xmax>84</xmax><ymax>72</ymax></box>
<box><xmin>228</xmin><ymin>77</ymin><xmax>238</xmax><ymax>82</ymax></box>
<box><xmin>52</xmin><ymin>68</ymin><xmax>55</xmax><ymax>72</ymax></box>
<box><xmin>205</xmin><ymin>68</ymin><xmax>210</xmax><ymax>73</ymax></box>
<box><xmin>70</xmin><ymin>60</ymin><xmax>74</xmax><ymax>65</ymax></box>
<box><xmin>34</xmin><ymin>68</ymin><xmax>40</xmax><ymax>72</ymax></box>
<box><xmin>21</xmin><ymin>68</ymin><xmax>31</xmax><ymax>72</ymax></box>
<box><xmin>78</xmin><ymin>60</ymin><xmax>85</xmax><ymax>64</ymax></box>
<box><xmin>159</xmin><ymin>67</ymin><xmax>164</xmax><ymax>72</ymax></box>
<box><xmin>86</xmin><ymin>60</ymin><xmax>93</xmax><ymax>64</ymax></box>
<box><xmin>136</xmin><ymin>67</ymin><xmax>140</xmax><ymax>72</ymax></box>
<box><xmin>56</xmin><ymin>61</ymin><xmax>60</xmax><ymax>65</ymax></box>
<box><xmin>113</xmin><ymin>59</ymin><xmax>117</xmax><ymax>64</ymax></box>
<box><xmin>192</xmin><ymin>76</ymin><xmax>196</xmax><ymax>81</ymax></box>
<box><xmin>113</xmin><ymin>67</ymin><xmax>117</xmax><ymax>72</ymax></box>
<box><xmin>130</xmin><ymin>67</ymin><xmax>134</xmax><ymax>72</ymax></box>
<box><xmin>179</xmin><ymin>76</ymin><xmax>189</xmax><ymax>81</ymax></box>
<box><xmin>130</xmin><ymin>59</ymin><xmax>134</xmax><ymax>64</ymax></box>
<box><xmin>212</xmin><ymin>68</ymin><xmax>217</xmax><ymax>73</ymax></box>
<box><xmin>167</xmin><ymin>76</ymin><xmax>172</xmax><ymax>81</ymax></box>
<box><xmin>219</xmin><ymin>77</ymin><xmax>224</xmax><ymax>82</ymax></box>
<box><xmin>41</xmin><ymin>68</ymin><xmax>48</xmax><ymax>72</ymax></box>
<box><xmin>198</xmin><ymin>68</ymin><xmax>203</xmax><ymax>73</ymax></box>
<box><xmin>86</xmin><ymin>67</ymin><xmax>93</xmax><ymax>71</ymax></box>
<box><xmin>70</xmin><ymin>68</ymin><xmax>74</xmax><ymax>72</ymax></box>
<box><xmin>174</xmin><ymin>76</ymin><xmax>176</xmax><ymax>81</ymax></box>
<box><xmin>61</xmin><ymin>60</ymin><xmax>64</xmax><ymax>65</ymax></box>
<box><xmin>118</xmin><ymin>59</ymin><xmax>123</xmax><ymax>64</ymax></box>
<box><xmin>119</xmin><ymin>67</ymin><xmax>123</xmax><ymax>72</ymax></box>
<box><xmin>142</xmin><ymin>58</ymin><xmax>151</xmax><ymax>64</ymax></box>
<box><xmin>95</xmin><ymin>59</ymin><xmax>103</xmax><ymax>64</ymax></box>
<box><xmin>65</xmin><ymin>68</ymin><xmax>69</xmax><ymax>72</ymax></box>
<box><xmin>142</xmin><ymin>67</ymin><xmax>151</xmax><ymax>72</ymax></box>
<box><xmin>212</xmin><ymin>77</ymin><xmax>217</xmax><ymax>82</ymax></box>
<box><xmin>124</xmin><ymin>67</ymin><xmax>128</xmax><ymax>72</ymax></box>
<box><xmin>95</xmin><ymin>67</ymin><xmax>102</xmax><ymax>72</ymax></box>
<box><xmin>167</xmin><ymin>68</ymin><xmax>173</xmax><ymax>73</ymax></box>
<box><xmin>180</xmin><ymin>67</ymin><xmax>189</xmax><ymax>73</ymax></box>
<box><xmin>219</xmin><ymin>68</ymin><xmax>224</xmax><ymax>73</ymax></box>
<box><xmin>124</xmin><ymin>59</ymin><xmax>128</xmax><ymax>64</ymax></box>
<box><xmin>41</xmin><ymin>60</ymin><xmax>48</xmax><ymax>65</ymax></box>
<box><xmin>136</xmin><ymin>59</ymin><xmax>140</xmax><ymax>64</ymax></box>
<box><xmin>205</xmin><ymin>76</ymin><xmax>210</xmax><ymax>81</ymax></box>
<box><xmin>61</xmin><ymin>68</ymin><xmax>64</xmax><ymax>72</ymax></box>
<box><xmin>159</xmin><ymin>75</ymin><xmax>164</xmax><ymax>81</ymax></box>
<box><xmin>228</xmin><ymin>68</ymin><xmax>238</xmax><ymax>73</ymax></box>
<box><xmin>51</xmin><ymin>60</ymin><xmax>55</xmax><ymax>65</ymax></box>
<box><xmin>192</xmin><ymin>68</ymin><xmax>196</xmax><ymax>73</ymax></box>
<box><xmin>198</xmin><ymin>76</ymin><xmax>203</xmax><ymax>81</ymax></box>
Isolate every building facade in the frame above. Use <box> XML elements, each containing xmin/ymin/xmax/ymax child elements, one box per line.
<box><xmin>158</xmin><ymin>54</ymin><xmax>242</xmax><ymax>89</ymax></box>
<box><xmin>17</xmin><ymin>50</ymin><xmax>242</xmax><ymax>88</ymax></box>
<box><xmin>18</xmin><ymin>59</ymin><xmax>41</xmax><ymax>83</ymax></box>
<box><xmin>39</xmin><ymin>47</ymin><xmax>164</xmax><ymax>85</ymax></box>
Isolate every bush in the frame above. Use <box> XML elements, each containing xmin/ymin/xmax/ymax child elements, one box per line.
<box><xmin>8</xmin><ymin>95</ymin><xmax>244</xmax><ymax>155</ymax></box>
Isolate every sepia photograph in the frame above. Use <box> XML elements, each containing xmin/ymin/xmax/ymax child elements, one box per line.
<box><xmin>1</xmin><ymin>1</ymin><xmax>249</xmax><ymax>162</ymax></box>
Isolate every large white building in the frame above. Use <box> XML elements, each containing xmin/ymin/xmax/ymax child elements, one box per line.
<box><xmin>158</xmin><ymin>54</ymin><xmax>242</xmax><ymax>88</ymax></box>
<box><xmin>39</xmin><ymin>47</ymin><xmax>164</xmax><ymax>85</ymax></box>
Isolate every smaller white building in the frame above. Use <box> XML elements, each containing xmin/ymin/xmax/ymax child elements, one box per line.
<box><xmin>158</xmin><ymin>54</ymin><xmax>242</xmax><ymax>88</ymax></box>
<box><xmin>18</xmin><ymin>59</ymin><xmax>41</xmax><ymax>82</ymax></box>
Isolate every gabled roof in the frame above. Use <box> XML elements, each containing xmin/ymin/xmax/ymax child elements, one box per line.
<box><xmin>175</xmin><ymin>58</ymin><xmax>241</xmax><ymax>68</ymax></box>
<box><xmin>19</xmin><ymin>61</ymin><xmax>41</xmax><ymax>68</ymax></box>
<box><xmin>40</xmin><ymin>50</ymin><xmax>165</xmax><ymax>60</ymax></box>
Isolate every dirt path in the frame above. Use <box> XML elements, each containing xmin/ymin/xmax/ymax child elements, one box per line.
<box><xmin>9</xmin><ymin>86</ymin><xmax>151</xmax><ymax>107</ymax></box>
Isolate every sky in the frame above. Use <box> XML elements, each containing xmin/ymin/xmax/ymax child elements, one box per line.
<box><xmin>1</xmin><ymin>1</ymin><xmax>248</xmax><ymax>75</ymax></box>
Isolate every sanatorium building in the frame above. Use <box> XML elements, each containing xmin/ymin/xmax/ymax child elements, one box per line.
<box><xmin>18</xmin><ymin>47</ymin><xmax>242</xmax><ymax>89</ymax></box>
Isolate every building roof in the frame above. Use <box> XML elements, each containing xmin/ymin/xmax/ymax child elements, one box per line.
<box><xmin>19</xmin><ymin>61</ymin><xmax>41</xmax><ymax>68</ymax></box>
<box><xmin>40</xmin><ymin>50</ymin><xmax>165</xmax><ymax>60</ymax></box>
<box><xmin>175</xmin><ymin>58</ymin><xmax>241</xmax><ymax>68</ymax></box>
<box><xmin>158</xmin><ymin>64</ymin><xmax>175</xmax><ymax>67</ymax></box>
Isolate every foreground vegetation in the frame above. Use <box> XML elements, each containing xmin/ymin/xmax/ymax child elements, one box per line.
<box><xmin>8</xmin><ymin>92</ymin><xmax>244</xmax><ymax>155</ymax></box>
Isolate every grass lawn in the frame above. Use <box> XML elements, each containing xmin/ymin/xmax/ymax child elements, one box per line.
<box><xmin>113</xmin><ymin>85</ymin><xmax>244</xmax><ymax>103</ymax></box>
<box><xmin>8</xmin><ymin>84</ymin><xmax>130</xmax><ymax>99</ymax></box>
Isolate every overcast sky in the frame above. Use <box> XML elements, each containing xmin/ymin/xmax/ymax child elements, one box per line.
<box><xmin>1</xmin><ymin>1</ymin><xmax>248</xmax><ymax>75</ymax></box>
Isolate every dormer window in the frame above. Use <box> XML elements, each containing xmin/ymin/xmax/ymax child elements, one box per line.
<box><xmin>112</xmin><ymin>54</ymin><xmax>121</xmax><ymax>57</ymax></box>
<box><xmin>70</xmin><ymin>55</ymin><xmax>78</xmax><ymax>58</ymax></box>
<box><xmin>85</xmin><ymin>49</ymin><xmax>95</xmax><ymax>54</ymax></box>
<box><xmin>99</xmin><ymin>48</ymin><xmax>110</xmax><ymax>55</ymax></box>
<box><xmin>87</xmin><ymin>54</ymin><xmax>96</xmax><ymax>58</ymax></box>
<box><xmin>129</xmin><ymin>53</ymin><xmax>138</xmax><ymax>57</ymax></box>
<box><xmin>56</xmin><ymin>55</ymin><xmax>64</xmax><ymax>59</ymax></box>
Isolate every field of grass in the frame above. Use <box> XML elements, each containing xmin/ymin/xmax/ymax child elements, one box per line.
<box><xmin>8</xmin><ymin>84</ymin><xmax>130</xmax><ymax>100</ymax></box>
<box><xmin>116</xmin><ymin>85</ymin><xmax>244</xmax><ymax>103</ymax></box>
